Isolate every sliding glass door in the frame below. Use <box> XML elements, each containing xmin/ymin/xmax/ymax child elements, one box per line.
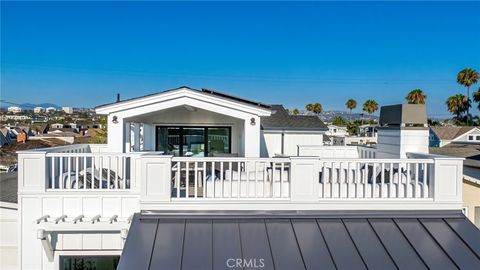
<box><xmin>156</xmin><ymin>126</ymin><xmax>231</xmax><ymax>157</ymax></box>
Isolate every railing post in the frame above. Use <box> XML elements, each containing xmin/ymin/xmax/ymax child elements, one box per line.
<box><xmin>17</xmin><ymin>151</ymin><xmax>48</xmax><ymax>193</ymax></box>
<box><xmin>139</xmin><ymin>155</ymin><xmax>173</xmax><ymax>203</ymax></box>
<box><xmin>290</xmin><ymin>157</ymin><xmax>320</xmax><ymax>202</ymax></box>
<box><xmin>431</xmin><ymin>156</ymin><xmax>464</xmax><ymax>206</ymax></box>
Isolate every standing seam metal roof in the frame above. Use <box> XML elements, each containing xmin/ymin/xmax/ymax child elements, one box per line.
<box><xmin>118</xmin><ymin>210</ymin><xmax>480</xmax><ymax>270</ymax></box>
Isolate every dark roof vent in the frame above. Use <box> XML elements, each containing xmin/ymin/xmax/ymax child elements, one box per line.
<box><xmin>116</xmin><ymin>93</ymin><xmax>121</xmax><ymax>103</ymax></box>
<box><xmin>379</xmin><ymin>104</ymin><xmax>427</xmax><ymax>127</ymax></box>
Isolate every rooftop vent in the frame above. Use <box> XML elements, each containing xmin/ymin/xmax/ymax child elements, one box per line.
<box><xmin>379</xmin><ymin>104</ymin><xmax>427</xmax><ymax>127</ymax></box>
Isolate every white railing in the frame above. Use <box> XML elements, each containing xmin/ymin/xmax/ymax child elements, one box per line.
<box><xmin>17</xmin><ymin>144</ymin><xmax>464</xmax><ymax>210</ymax></box>
<box><xmin>357</xmin><ymin>145</ymin><xmax>377</xmax><ymax>158</ymax></box>
<box><xmin>46</xmin><ymin>152</ymin><xmax>132</xmax><ymax>190</ymax></box>
<box><xmin>171</xmin><ymin>157</ymin><xmax>290</xmax><ymax>199</ymax></box>
<box><xmin>317</xmin><ymin>159</ymin><xmax>433</xmax><ymax>199</ymax></box>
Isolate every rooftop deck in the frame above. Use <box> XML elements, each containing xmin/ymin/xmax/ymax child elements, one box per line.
<box><xmin>17</xmin><ymin>143</ymin><xmax>463</xmax><ymax>216</ymax></box>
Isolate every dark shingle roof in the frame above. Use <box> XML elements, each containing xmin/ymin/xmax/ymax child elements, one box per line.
<box><xmin>0</xmin><ymin>172</ymin><xmax>17</xmax><ymax>204</ymax></box>
<box><xmin>118</xmin><ymin>210</ymin><xmax>480</xmax><ymax>270</ymax></box>
<box><xmin>430</xmin><ymin>126</ymin><xmax>476</xmax><ymax>140</ymax></box>
<box><xmin>261</xmin><ymin>105</ymin><xmax>327</xmax><ymax>130</ymax></box>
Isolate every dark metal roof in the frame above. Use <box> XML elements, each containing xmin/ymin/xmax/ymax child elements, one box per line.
<box><xmin>118</xmin><ymin>210</ymin><xmax>480</xmax><ymax>270</ymax></box>
<box><xmin>95</xmin><ymin>86</ymin><xmax>271</xmax><ymax>110</ymax></box>
<box><xmin>261</xmin><ymin>105</ymin><xmax>327</xmax><ymax>131</ymax></box>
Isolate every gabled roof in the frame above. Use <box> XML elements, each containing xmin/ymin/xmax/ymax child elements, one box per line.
<box><xmin>96</xmin><ymin>86</ymin><xmax>270</xmax><ymax>111</ymax></box>
<box><xmin>261</xmin><ymin>105</ymin><xmax>327</xmax><ymax>131</ymax></box>
<box><xmin>430</xmin><ymin>126</ymin><xmax>477</xmax><ymax>140</ymax></box>
<box><xmin>118</xmin><ymin>210</ymin><xmax>480</xmax><ymax>270</ymax></box>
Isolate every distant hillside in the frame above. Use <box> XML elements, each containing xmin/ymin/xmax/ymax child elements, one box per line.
<box><xmin>319</xmin><ymin>111</ymin><xmax>379</xmax><ymax>122</ymax></box>
<box><xmin>0</xmin><ymin>102</ymin><xmax>62</xmax><ymax>110</ymax></box>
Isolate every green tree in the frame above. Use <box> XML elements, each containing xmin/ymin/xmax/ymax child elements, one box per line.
<box><xmin>446</xmin><ymin>94</ymin><xmax>469</xmax><ymax>122</ymax></box>
<box><xmin>313</xmin><ymin>103</ymin><xmax>323</xmax><ymax>114</ymax></box>
<box><xmin>345</xmin><ymin>99</ymin><xmax>357</xmax><ymax>120</ymax></box>
<box><xmin>472</xmin><ymin>87</ymin><xmax>480</xmax><ymax>110</ymax></box>
<box><xmin>305</xmin><ymin>103</ymin><xmax>314</xmax><ymax>113</ymax></box>
<box><xmin>457</xmin><ymin>68</ymin><xmax>479</xmax><ymax>124</ymax></box>
<box><xmin>292</xmin><ymin>108</ymin><xmax>300</xmax><ymax>115</ymax></box>
<box><xmin>362</xmin><ymin>99</ymin><xmax>379</xmax><ymax>120</ymax></box>
<box><xmin>406</xmin><ymin>89</ymin><xmax>427</xmax><ymax>104</ymax></box>
<box><xmin>332</xmin><ymin>116</ymin><xmax>346</xmax><ymax>126</ymax></box>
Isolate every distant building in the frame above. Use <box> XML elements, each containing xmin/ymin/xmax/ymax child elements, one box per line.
<box><xmin>33</xmin><ymin>107</ymin><xmax>45</xmax><ymax>114</ymax></box>
<box><xmin>50</xmin><ymin>123</ymin><xmax>64</xmax><ymax>129</ymax></box>
<box><xmin>7</xmin><ymin>106</ymin><xmax>22</xmax><ymax>113</ymax></box>
<box><xmin>62</xmin><ymin>107</ymin><xmax>74</xmax><ymax>114</ymax></box>
<box><xmin>429</xmin><ymin>126</ymin><xmax>480</xmax><ymax>147</ymax></box>
<box><xmin>325</xmin><ymin>125</ymin><xmax>348</xmax><ymax>137</ymax></box>
<box><xmin>31</xmin><ymin>116</ymin><xmax>48</xmax><ymax>123</ymax></box>
<box><xmin>45</xmin><ymin>107</ymin><xmax>57</xmax><ymax>113</ymax></box>
<box><xmin>0</xmin><ymin>115</ymin><xmax>31</xmax><ymax>121</ymax></box>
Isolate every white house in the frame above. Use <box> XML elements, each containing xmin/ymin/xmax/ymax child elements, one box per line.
<box><xmin>325</xmin><ymin>124</ymin><xmax>348</xmax><ymax>137</ymax></box>
<box><xmin>45</xmin><ymin>107</ymin><xmax>57</xmax><ymax>113</ymax></box>
<box><xmin>34</xmin><ymin>107</ymin><xmax>45</xmax><ymax>114</ymax></box>
<box><xmin>7</xmin><ymin>106</ymin><xmax>22</xmax><ymax>113</ymax></box>
<box><xmin>11</xmin><ymin>87</ymin><xmax>479</xmax><ymax>270</ymax></box>
<box><xmin>430</xmin><ymin>126</ymin><xmax>480</xmax><ymax>147</ymax></box>
<box><xmin>62</xmin><ymin>107</ymin><xmax>73</xmax><ymax>114</ymax></box>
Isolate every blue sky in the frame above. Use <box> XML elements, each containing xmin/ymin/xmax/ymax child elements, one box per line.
<box><xmin>1</xmin><ymin>1</ymin><xmax>479</xmax><ymax>117</ymax></box>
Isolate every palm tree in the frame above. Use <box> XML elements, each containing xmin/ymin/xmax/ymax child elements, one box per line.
<box><xmin>457</xmin><ymin>68</ymin><xmax>479</xmax><ymax>124</ymax></box>
<box><xmin>446</xmin><ymin>94</ymin><xmax>469</xmax><ymax>121</ymax></box>
<box><xmin>313</xmin><ymin>103</ymin><xmax>323</xmax><ymax>114</ymax></box>
<box><xmin>473</xmin><ymin>87</ymin><xmax>480</xmax><ymax>110</ymax></box>
<box><xmin>362</xmin><ymin>99</ymin><xmax>379</xmax><ymax>120</ymax></box>
<box><xmin>406</xmin><ymin>89</ymin><xmax>427</xmax><ymax>104</ymax></box>
<box><xmin>292</xmin><ymin>108</ymin><xmax>299</xmax><ymax>115</ymax></box>
<box><xmin>345</xmin><ymin>99</ymin><xmax>357</xmax><ymax>120</ymax></box>
<box><xmin>305</xmin><ymin>103</ymin><xmax>314</xmax><ymax>113</ymax></box>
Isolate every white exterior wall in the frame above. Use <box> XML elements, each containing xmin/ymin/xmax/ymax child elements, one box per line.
<box><xmin>0</xmin><ymin>203</ymin><xmax>18</xmax><ymax>270</ymax></box>
<box><xmin>129</xmin><ymin>107</ymin><xmax>245</xmax><ymax>155</ymax></box>
<box><xmin>376</xmin><ymin>128</ymin><xmax>429</xmax><ymax>158</ymax></box>
<box><xmin>261</xmin><ymin>131</ymin><xmax>324</xmax><ymax>157</ymax></box>
<box><xmin>284</xmin><ymin>133</ymin><xmax>323</xmax><ymax>156</ymax></box>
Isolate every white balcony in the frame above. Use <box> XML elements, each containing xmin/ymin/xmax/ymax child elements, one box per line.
<box><xmin>17</xmin><ymin>144</ymin><xmax>464</xmax><ymax>212</ymax></box>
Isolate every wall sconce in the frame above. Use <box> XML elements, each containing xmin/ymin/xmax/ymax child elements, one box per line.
<box><xmin>112</xmin><ymin>116</ymin><xmax>118</xmax><ymax>124</ymax></box>
<box><xmin>250</xmin><ymin>118</ymin><xmax>256</xmax><ymax>126</ymax></box>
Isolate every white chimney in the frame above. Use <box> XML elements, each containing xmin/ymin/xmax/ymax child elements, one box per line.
<box><xmin>376</xmin><ymin>104</ymin><xmax>429</xmax><ymax>158</ymax></box>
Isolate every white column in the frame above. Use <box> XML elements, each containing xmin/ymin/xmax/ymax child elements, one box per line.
<box><xmin>107</xmin><ymin>114</ymin><xmax>125</xmax><ymax>153</ymax></box>
<box><xmin>132</xmin><ymin>123</ymin><xmax>140</xmax><ymax>152</ymax></box>
<box><xmin>243</xmin><ymin>116</ymin><xmax>261</xmax><ymax>157</ymax></box>
<box><xmin>290</xmin><ymin>157</ymin><xmax>320</xmax><ymax>202</ymax></box>
<box><xmin>124</xmin><ymin>121</ymin><xmax>131</xmax><ymax>152</ymax></box>
<box><xmin>140</xmin><ymin>155</ymin><xmax>173</xmax><ymax>203</ymax></box>
<box><xmin>432</xmin><ymin>156</ymin><xmax>464</xmax><ymax>205</ymax></box>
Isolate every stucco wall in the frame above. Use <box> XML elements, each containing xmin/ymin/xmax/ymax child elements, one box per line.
<box><xmin>463</xmin><ymin>180</ymin><xmax>480</xmax><ymax>227</ymax></box>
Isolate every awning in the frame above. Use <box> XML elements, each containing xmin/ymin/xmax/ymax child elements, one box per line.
<box><xmin>118</xmin><ymin>211</ymin><xmax>480</xmax><ymax>270</ymax></box>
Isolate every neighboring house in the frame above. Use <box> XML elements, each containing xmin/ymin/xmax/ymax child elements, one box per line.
<box><xmin>62</xmin><ymin>107</ymin><xmax>74</xmax><ymax>114</ymax></box>
<box><xmin>50</xmin><ymin>123</ymin><xmax>64</xmax><ymax>129</ymax></box>
<box><xmin>430</xmin><ymin>143</ymin><xmax>480</xmax><ymax>227</ymax></box>
<box><xmin>0</xmin><ymin>115</ymin><xmax>31</xmax><ymax>121</ymax></box>
<box><xmin>13</xmin><ymin>88</ymin><xmax>480</xmax><ymax>269</ymax></box>
<box><xmin>429</xmin><ymin>126</ymin><xmax>480</xmax><ymax>147</ymax></box>
<box><xmin>260</xmin><ymin>105</ymin><xmax>327</xmax><ymax>156</ymax></box>
<box><xmin>325</xmin><ymin>124</ymin><xmax>348</xmax><ymax>137</ymax></box>
<box><xmin>33</xmin><ymin>107</ymin><xmax>45</xmax><ymax>114</ymax></box>
<box><xmin>45</xmin><ymin>107</ymin><xmax>57</xmax><ymax>113</ymax></box>
<box><xmin>7</xmin><ymin>106</ymin><xmax>22</xmax><ymax>113</ymax></box>
<box><xmin>357</xmin><ymin>124</ymin><xmax>378</xmax><ymax>137</ymax></box>
<box><xmin>31</xmin><ymin>116</ymin><xmax>48</xmax><ymax>123</ymax></box>
<box><xmin>0</xmin><ymin>128</ymin><xmax>13</xmax><ymax>147</ymax></box>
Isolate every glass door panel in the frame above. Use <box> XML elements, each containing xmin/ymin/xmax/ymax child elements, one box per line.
<box><xmin>183</xmin><ymin>128</ymin><xmax>205</xmax><ymax>157</ymax></box>
<box><xmin>207</xmin><ymin>127</ymin><xmax>230</xmax><ymax>156</ymax></box>
<box><xmin>156</xmin><ymin>127</ymin><xmax>181</xmax><ymax>156</ymax></box>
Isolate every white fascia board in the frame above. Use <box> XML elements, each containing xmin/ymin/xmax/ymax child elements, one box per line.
<box><xmin>452</xmin><ymin>127</ymin><xmax>480</xmax><ymax>142</ymax></box>
<box><xmin>96</xmin><ymin>88</ymin><xmax>271</xmax><ymax>117</ymax></box>
<box><xmin>262</xmin><ymin>129</ymin><xmax>326</xmax><ymax>134</ymax></box>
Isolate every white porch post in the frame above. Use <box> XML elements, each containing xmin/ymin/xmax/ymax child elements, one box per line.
<box><xmin>124</xmin><ymin>121</ymin><xmax>131</xmax><ymax>152</ymax></box>
<box><xmin>108</xmin><ymin>114</ymin><xmax>125</xmax><ymax>153</ymax></box>
<box><xmin>132</xmin><ymin>123</ymin><xmax>141</xmax><ymax>152</ymax></box>
<box><xmin>243</xmin><ymin>116</ymin><xmax>261</xmax><ymax>157</ymax></box>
